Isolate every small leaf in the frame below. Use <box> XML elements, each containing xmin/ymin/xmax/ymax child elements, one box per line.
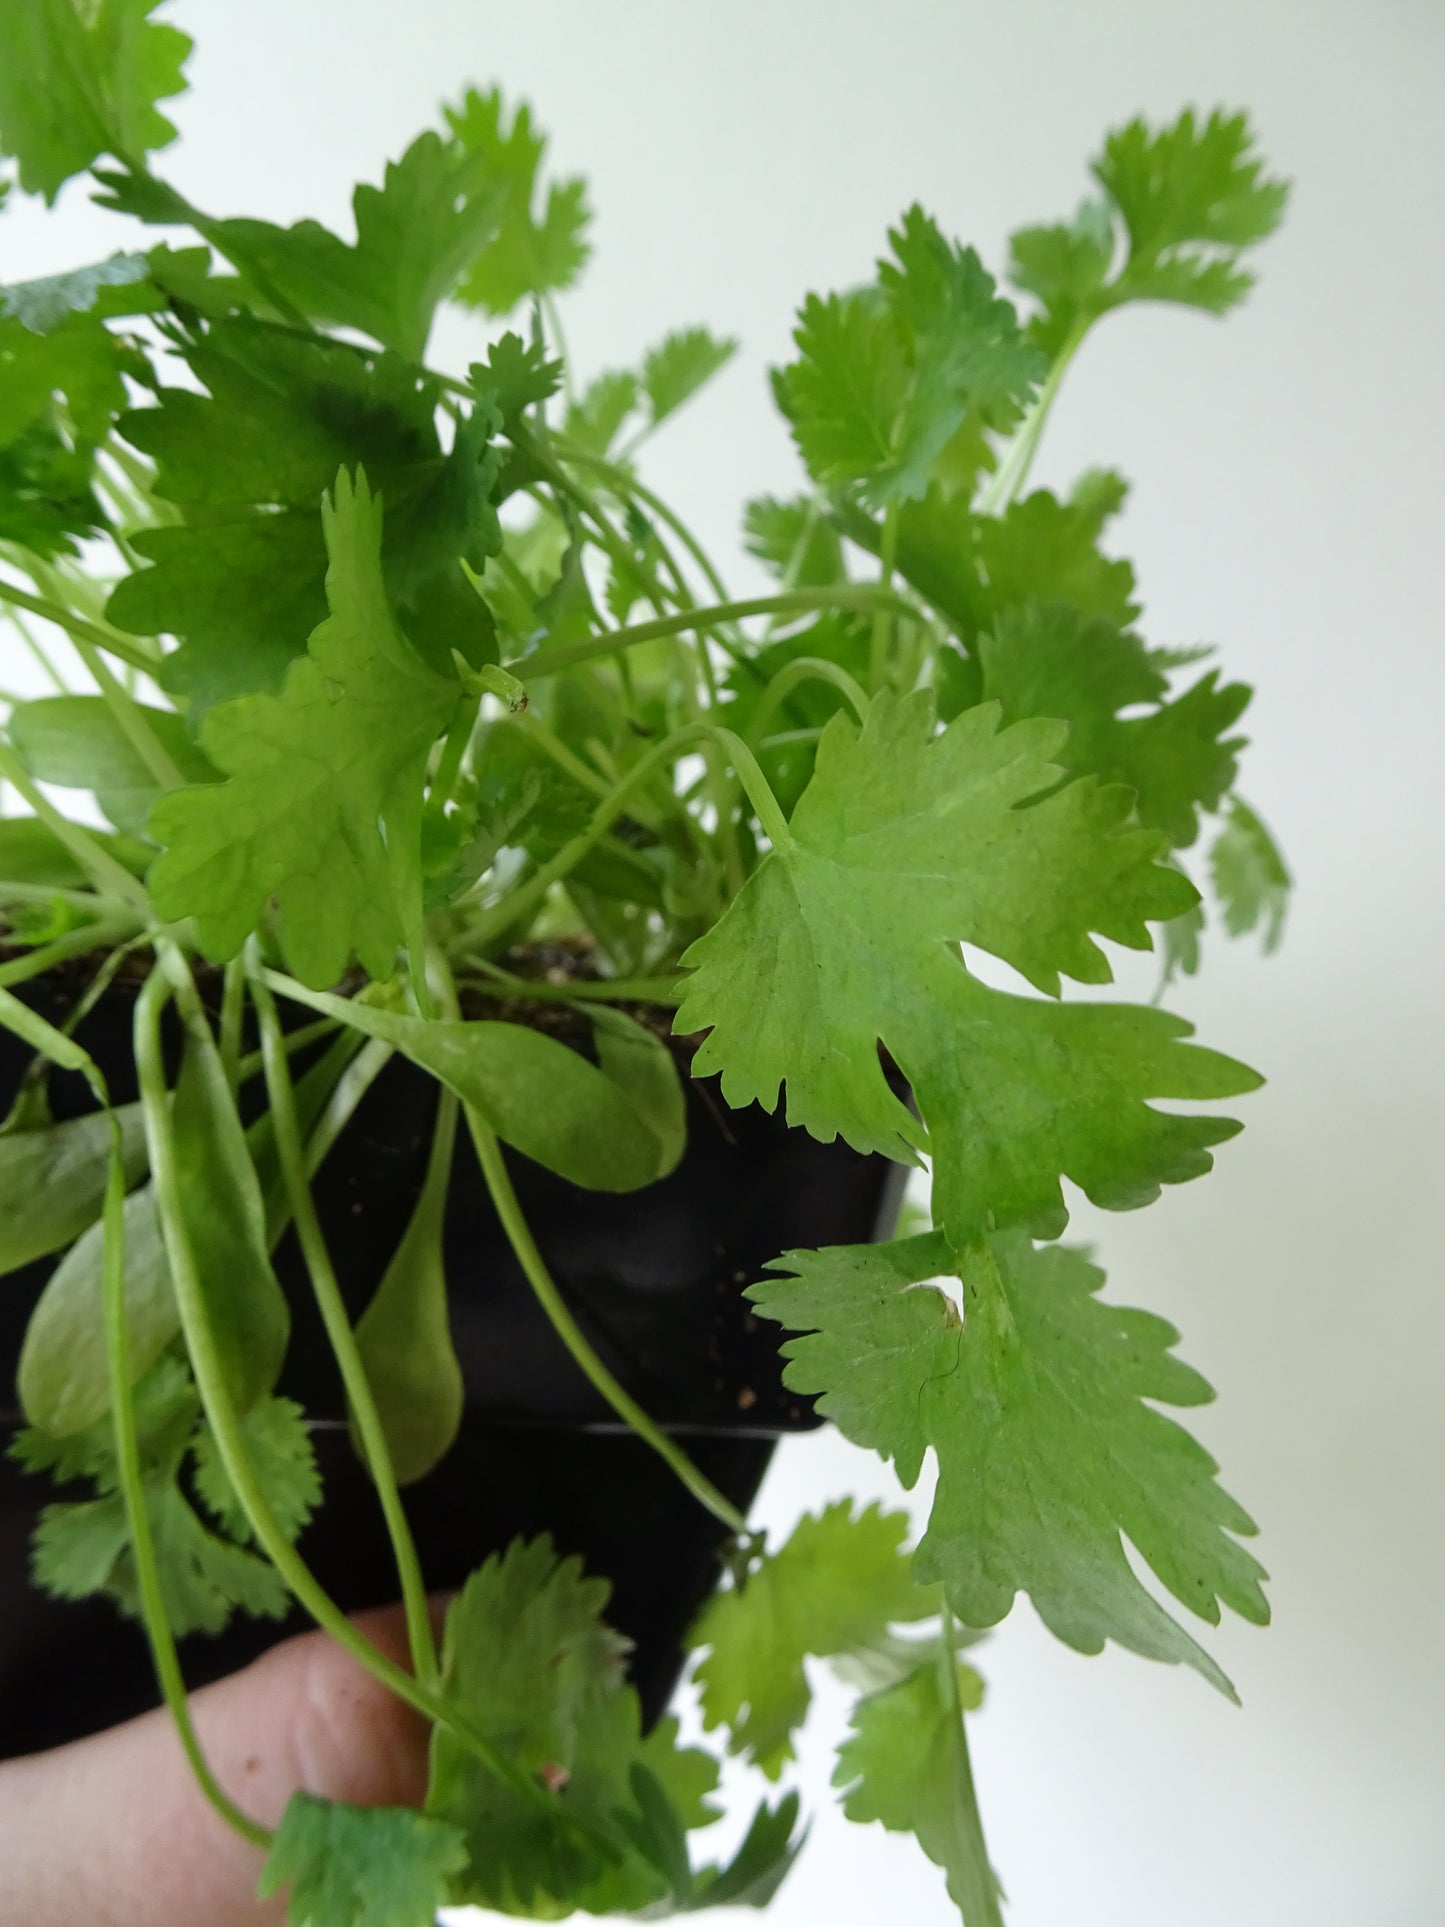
<box><xmin>587</xmin><ymin>1005</ymin><xmax>686</xmax><ymax>1179</ymax></box>
<box><xmin>1209</xmin><ymin>797</ymin><xmax>1289</xmax><ymax>952</ymax></box>
<box><xmin>352</xmin><ymin>1091</ymin><xmax>464</xmax><ymax>1484</ymax></box>
<box><xmin>258</xmin><ymin>1791</ymin><xmax>467</xmax><ymax>1927</ymax></box>
<box><xmin>0</xmin><ymin>252</ymin><xmax>152</xmax><ymax>332</ymax></box>
<box><xmin>267</xmin><ymin>981</ymin><xmax>667</xmax><ymax>1193</ymax></box>
<box><xmin>641</xmin><ymin>327</ymin><xmax>736</xmax><ymax>425</ymax></box>
<box><xmin>169</xmin><ymin>1027</ymin><xmax>290</xmax><ymax>1415</ymax></box>
<box><xmin>0</xmin><ymin>1100</ymin><xmax>148</xmax><ymax>1278</ymax></box>
<box><xmin>192</xmin><ymin>1394</ymin><xmax>321</xmax><ymax>1545</ymax></box>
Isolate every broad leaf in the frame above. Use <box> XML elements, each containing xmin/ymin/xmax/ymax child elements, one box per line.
<box><xmin>691</xmin><ymin>1502</ymin><xmax>936</xmax><ymax>1777</ymax></box>
<box><xmin>148</xmin><ymin>469</ymin><xmax>461</xmax><ymax>985</ymax></box>
<box><xmin>0</xmin><ymin>0</ymin><xmax>191</xmax><ymax>202</ymax></box>
<box><xmin>678</xmin><ymin>692</ymin><xmax>1253</xmax><ymax>1244</ymax></box>
<box><xmin>753</xmin><ymin>1231</ymin><xmax>1270</xmax><ymax>1693</ymax></box>
<box><xmin>8</xmin><ymin>694</ymin><xmax>217</xmax><ymax>837</ymax></box>
<box><xmin>259</xmin><ymin>1791</ymin><xmax>467</xmax><ymax>1927</ymax></box>
<box><xmin>835</xmin><ymin>1659</ymin><xmax>999</xmax><ymax>1927</ymax></box>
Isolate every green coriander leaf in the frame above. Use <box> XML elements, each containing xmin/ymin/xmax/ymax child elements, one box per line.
<box><xmin>742</xmin><ymin>495</ymin><xmax>845</xmax><ymax>589</ymax></box>
<box><xmin>563</xmin><ymin>368</ymin><xmax>640</xmax><ymax>456</ymax></box>
<box><xmin>774</xmin><ymin>210</ymin><xmax>1042</xmax><ymax>507</ymax></box>
<box><xmin>258</xmin><ymin>1792</ymin><xmax>467</xmax><ymax>1927</ymax></box>
<box><xmin>445</xmin><ymin>90</ymin><xmax>591</xmax><ymax>315</ymax></box>
<box><xmin>428</xmin><ymin>1535</ymin><xmax>718</xmax><ymax>1914</ymax></box>
<box><xmin>1097</xmin><ymin>108</ymin><xmax>1289</xmax><ymax>313</ymax></box>
<box><xmin>209</xmin><ymin>128</ymin><xmax>505</xmax><ymax>360</ymax></box>
<box><xmin>1159</xmin><ymin>887</ymin><xmax>1205</xmax><ymax>987</ymax></box>
<box><xmin>754</xmin><ymin>1231</ymin><xmax>1270</xmax><ymax>1693</ymax></box>
<box><xmin>14</xmin><ymin>1357</ymin><xmax>296</xmax><ymax>1637</ymax></box>
<box><xmin>0</xmin><ymin>418</ymin><xmax>104</xmax><ymax>555</ymax></box>
<box><xmin>192</xmin><ymin>1395</ymin><xmax>320</xmax><ymax>1545</ymax></box>
<box><xmin>641</xmin><ymin>326</ymin><xmax>736</xmax><ymax>425</ymax></box>
<box><xmin>148</xmin><ymin>468</ymin><xmax>460</xmax><ymax>985</ymax></box>
<box><xmin>1208</xmin><ymin>797</ymin><xmax>1290</xmax><ymax>952</ymax></box>
<box><xmin>0</xmin><ymin>0</ymin><xmax>191</xmax><ymax>202</ymax></box>
<box><xmin>0</xmin><ymin>251</ymin><xmax>152</xmax><ymax>331</ymax></box>
<box><xmin>0</xmin><ymin>816</ymin><xmax>151</xmax><ymax>890</ymax></box>
<box><xmin>469</xmin><ymin>331</ymin><xmax>562</xmax><ymax>428</ymax></box>
<box><xmin>685</xmin><ymin>1792</ymin><xmax>805</xmax><ymax>1912</ymax></box>
<box><xmin>1008</xmin><ymin>197</ymin><xmax>1115</xmax><ymax>357</ymax></box>
<box><xmin>119</xmin><ymin>319</ymin><xmax>440</xmax><ymax>513</ymax></box>
<box><xmin>690</xmin><ymin>1501</ymin><xmax>937</xmax><ymax>1777</ymax></box>
<box><xmin>978</xmin><ymin>600</ymin><xmax>1251</xmax><ymax>847</ymax></box>
<box><xmin>108</xmin><ymin>514</ymin><xmax>329</xmax><ymax>713</ymax></box>
<box><xmin>834</xmin><ymin>1659</ymin><xmax>999</xmax><ymax>1927</ymax></box>
<box><xmin>679</xmin><ymin>692</ymin><xmax>1251</xmax><ymax>1242</ymax></box>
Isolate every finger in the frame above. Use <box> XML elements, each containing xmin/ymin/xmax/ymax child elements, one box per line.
<box><xmin>0</xmin><ymin>1601</ymin><xmax>440</xmax><ymax>1927</ymax></box>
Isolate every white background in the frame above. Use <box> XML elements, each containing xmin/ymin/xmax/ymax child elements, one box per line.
<box><xmin>3</xmin><ymin>2</ymin><xmax>1443</xmax><ymax>1921</ymax></box>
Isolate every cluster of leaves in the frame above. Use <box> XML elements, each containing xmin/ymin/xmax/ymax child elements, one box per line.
<box><xmin>0</xmin><ymin>5</ymin><xmax>1293</xmax><ymax>1923</ymax></box>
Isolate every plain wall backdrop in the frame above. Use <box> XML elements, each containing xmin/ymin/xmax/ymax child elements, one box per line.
<box><xmin>2</xmin><ymin>2</ymin><xmax>1442</xmax><ymax>1922</ymax></box>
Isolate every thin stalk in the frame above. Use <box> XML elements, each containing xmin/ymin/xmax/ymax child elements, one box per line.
<box><xmin>218</xmin><ymin>957</ymin><xmax>246</xmax><ymax>1094</ymax></box>
<box><xmin>549</xmin><ymin>444</ymin><xmax>738</xmax><ymax>616</ymax></box>
<box><xmin>978</xmin><ymin>315</ymin><xmax>1090</xmax><ymax>516</ymax></box>
<box><xmin>134</xmin><ymin>961</ymin><xmax>538</xmax><ymax>1795</ymax></box>
<box><xmin>3</xmin><ymin>608</ymin><xmax>69</xmax><ymax>692</ymax></box>
<box><xmin>0</xmin><ymin>744</ymin><xmax>151</xmax><ymax>911</ymax></box>
<box><xmin>870</xmin><ymin>506</ymin><xmax>900</xmax><ymax>690</ymax></box>
<box><xmin>462</xmin><ymin>960</ymin><xmax>685</xmax><ymax>1007</ymax></box>
<box><xmin>465</xmin><ymin>1109</ymin><xmax>749</xmax><ymax>1536</ymax></box>
<box><xmin>298</xmin><ymin>1036</ymin><xmax>393</xmax><ymax>1179</ymax></box>
<box><xmin>507</xmin><ymin>585</ymin><xmax>919</xmax><ymax>683</ymax></box>
<box><xmin>0</xmin><ymin>880</ymin><xmax>142</xmax><ymax>916</ymax></box>
<box><xmin>0</xmin><ymin>577</ymin><xmax>157</xmax><ymax>675</ymax></box>
<box><xmin>71</xmin><ymin>634</ymin><xmax>186</xmax><ymax>790</ymax></box>
<box><xmin>245</xmin><ymin>956</ymin><xmax>438</xmax><ymax>1688</ymax></box>
<box><xmin>427</xmin><ymin>693</ymin><xmax>481</xmax><ymax>823</ymax></box>
<box><xmin>231</xmin><ymin>1016</ymin><xmax>342</xmax><ymax>1088</ymax></box>
<box><xmin>939</xmin><ymin>1602</ymin><xmax>1004</xmax><ymax>1927</ymax></box>
<box><xmin>539</xmin><ymin>293</ymin><xmax>576</xmax><ymax>409</ymax></box>
<box><xmin>0</xmin><ymin>918</ymin><xmax>140</xmax><ymax>987</ymax></box>
<box><xmin>101</xmin><ymin>1129</ymin><xmax>271</xmax><ymax>1850</ymax></box>
<box><xmin>742</xmin><ymin>656</ymin><xmax>870</xmax><ymax>749</ymax></box>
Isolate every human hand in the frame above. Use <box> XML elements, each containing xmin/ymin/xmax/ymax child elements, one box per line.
<box><xmin>0</xmin><ymin>1603</ymin><xmax>432</xmax><ymax>1927</ymax></box>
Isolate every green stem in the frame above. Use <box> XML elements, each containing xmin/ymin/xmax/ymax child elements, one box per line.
<box><xmin>870</xmin><ymin>506</ymin><xmax>900</xmax><ymax>690</ymax></box>
<box><xmin>231</xmin><ymin>1016</ymin><xmax>341</xmax><ymax>1088</ymax></box>
<box><xmin>0</xmin><ymin>918</ymin><xmax>140</xmax><ymax>987</ymax></box>
<box><xmin>0</xmin><ymin>744</ymin><xmax>151</xmax><ymax>911</ymax></box>
<box><xmin>465</xmin><ymin>1109</ymin><xmax>749</xmax><ymax>1536</ymax></box>
<box><xmin>742</xmin><ymin>656</ymin><xmax>870</xmax><ymax>749</ymax></box>
<box><xmin>507</xmin><ymin>585</ymin><xmax>919</xmax><ymax>683</ymax></box>
<box><xmin>218</xmin><ymin>957</ymin><xmax>246</xmax><ymax>1094</ymax></box>
<box><xmin>0</xmin><ymin>577</ymin><xmax>157</xmax><ymax>674</ymax></box>
<box><xmin>556</xmin><ymin>448</ymin><xmax>739</xmax><ymax>616</ymax></box>
<box><xmin>135</xmin><ymin>960</ymin><xmax>541</xmax><ymax>1795</ymax></box>
<box><xmin>427</xmin><ymin>693</ymin><xmax>481</xmax><ymax>823</ymax></box>
<box><xmin>245</xmin><ymin>955</ymin><xmax>438</xmax><ymax>1689</ymax></box>
<box><xmin>101</xmin><ymin>1120</ymin><xmax>271</xmax><ymax>1850</ymax></box>
<box><xmin>979</xmin><ymin>316</ymin><xmax>1091</xmax><ymax>516</ymax></box>
<box><xmin>3</xmin><ymin>608</ymin><xmax>69</xmax><ymax>692</ymax></box>
<box><xmin>462</xmin><ymin>961</ymin><xmax>685</xmax><ymax>1007</ymax></box>
<box><xmin>939</xmin><ymin>1602</ymin><xmax>1004</xmax><ymax>1927</ymax></box>
<box><xmin>70</xmin><ymin>634</ymin><xmax>186</xmax><ymax>790</ymax></box>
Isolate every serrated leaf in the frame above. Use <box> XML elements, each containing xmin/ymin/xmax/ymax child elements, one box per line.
<box><xmin>678</xmin><ymin>691</ymin><xmax>1250</xmax><ymax>1245</ymax></box>
<box><xmin>1208</xmin><ymin>797</ymin><xmax>1289</xmax><ymax>952</ymax></box>
<box><xmin>193</xmin><ymin>1395</ymin><xmax>320</xmax><ymax>1545</ymax></box>
<box><xmin>470</xmin><ymin>331</ymin><xmax>562</xmax><ymax>427</ymax></box>
<box><xmin>742</xmin><ymin>495</ymin><xmax>845</xmax><ymax>589</ymax></box>
<box><xmin>427</xmin><ymin>1535</ymin><xmax>719</xmax><ymax>1915</ymax></box>
<box><xmin>641</xmin><ymin>326</ymin><xmax>736</xmax><ymax>424</ymax></box>
<box><xmin>209</xmin><ymin>127</ymin><xmax>506</xmax><ymax>359</ymax></box>
<box><xmin>774</xmin><ymin>209</ymin><xmax>1042</xmax><ymax>508</ymax></box>
<box><xmin>835</xmin><ymin>1659</ymin><xmax>1000</xmax><ymax>1926</ymax></box>
<box><xmin>148</xmin><ymin>469</ymin><xmax>460</xmax><ymax>985</ymax></box>
<box><xmin>13</xmin><ymin>1357</ymin><xmax>300</xmax><ymax>1637</ymax></box>
<box><xmin>0</xmin><ymin>252</ymin><xmax>152</xmax><ymax>331</ymax></box>
<box><xmin>259</xmin><ymin>1792</ymin><xmax>467</xmax><ymax>1927</ymax></box>
<box><xmin>690</xmin><ymin>1502</ymin><xmax>936</xmax><ymax>1777</ymax></box>
<box><xmin>446</xmin><ymin>90</ymin><xmax>591</xmax><ymax>315</ymax></box>
<box><xmin>754</xmin><ymin>1231</ymin><xmax>1270</xmax><ymax>1693</ymax></box>
<box><xmin>563</xmin><ymin>368</ymin><xmax>640</xmax><ymax>457</ymax></box>
<box><xmin>978</xmin><ymin>600</ymin><xmax>1251</xmax><ymax>847</ymax></box>
<box><xmin>0</xmin><ymin>0</ymin><xmax>192</xmax><ymax>202</ymax></box>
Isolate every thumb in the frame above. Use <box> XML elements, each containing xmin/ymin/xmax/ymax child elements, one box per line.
<box><xmin>0</xmin><ymin>1602</ymin><xmax>436</xmax><ymax>1927</ymax></box>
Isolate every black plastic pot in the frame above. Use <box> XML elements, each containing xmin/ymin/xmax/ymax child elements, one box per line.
<box><xmin>0</xmin><ymin>964</ymin><xmax>906</xmax><ymax>1760</ymax></box>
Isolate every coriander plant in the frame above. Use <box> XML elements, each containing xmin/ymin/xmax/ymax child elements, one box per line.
<box><xmin>0</xmin><ymin>5</ymin><xmax>1290</xmax><ymax>1922</ymax></box>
